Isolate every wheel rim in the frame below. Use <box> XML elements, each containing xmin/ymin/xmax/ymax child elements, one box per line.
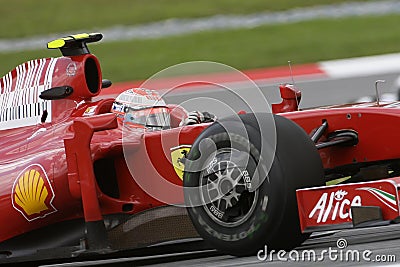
<box><xmin>199</xmin><ymin>148</ymin><xmax>259</xmax><ymax>228</ymax></box>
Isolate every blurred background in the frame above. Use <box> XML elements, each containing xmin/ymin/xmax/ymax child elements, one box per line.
<box><xmin>0</xmin><ymin>0</ymin><xmax>399</xmax><ymax>81</ymax></box>
<box><xmin>1</xmin><ymin>0</ymin><xmax>400</xmax><ymax>110</ymax></box>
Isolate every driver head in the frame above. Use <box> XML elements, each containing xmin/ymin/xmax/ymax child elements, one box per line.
<box><xmin>111</xmin><ymin>88</ymin><xmax>170</xmax><ymax>130</ymax></box>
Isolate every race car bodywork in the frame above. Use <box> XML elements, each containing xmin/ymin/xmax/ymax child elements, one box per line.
<box><xmin>0</xmin><ymin>33</ymin><xmax>208</xmax><ymax>262</ymax></box>
<box><xmin>1</xmin><ymin>33</ymin><xmax>400</xmax><ymax>263</ymax></box>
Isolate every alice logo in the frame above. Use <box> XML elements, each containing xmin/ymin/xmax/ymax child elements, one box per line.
<box><xmin>12</xmin><ymin>164</ymin><xmax>57</xmax><ymax>221</ymax></box>
<box><xmin>309</xmin><ymin>190</ymin><xmax>361</xmax><ymax>223</ymax></box>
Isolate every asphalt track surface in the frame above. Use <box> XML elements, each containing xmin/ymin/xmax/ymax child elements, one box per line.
<box><xmin>163</xmin><ymin>73</ymin><xmax>400</xmax><ymax>117</ymax></box>
<box><xmin>41</xmin><ymin>73</ymin><xmax>400</xmax><ymax>267</ymax></box>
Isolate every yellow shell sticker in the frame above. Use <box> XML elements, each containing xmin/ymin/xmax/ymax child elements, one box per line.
<box><xmin>170</xmin><ymin>145</ymin><xmax>191</xmax><ymax>180</ymax></box>
<box><xmin>12</xmin><ymin>164</ymin><xmax>57</xmax><ymax>221</ymax></box>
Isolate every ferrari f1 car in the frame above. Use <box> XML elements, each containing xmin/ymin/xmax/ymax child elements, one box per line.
<box><xmin>1</xmin><ymin>33</ymin><xmax>400</xmax><ymax>264</ymax></box>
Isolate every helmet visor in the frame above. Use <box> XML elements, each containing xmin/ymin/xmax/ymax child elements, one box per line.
<box><xmin>124</xmin><ymin>106</ymin><xmax>170</xmax><ymax>129</ymax></box>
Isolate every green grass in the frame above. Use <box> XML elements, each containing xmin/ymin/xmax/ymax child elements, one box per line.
<box><xmin>0</xmin><ymin>0</ymin><xmax>375</xmax><ymax>39</ymax></box>
<box><xmin>1</xmin><ymin>14</ymin><xmax>400</xmax><ymax>82</ymax></box>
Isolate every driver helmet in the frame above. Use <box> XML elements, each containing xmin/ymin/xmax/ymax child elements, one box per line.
<box><xmin>111</xmin><ymin>88</ymin><xmax>170</xmax><ymax>130</ymax></box>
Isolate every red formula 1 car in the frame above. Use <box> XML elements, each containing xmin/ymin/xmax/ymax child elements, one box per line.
<box><xmin>1</xmin><ymin>33</ymin><xmax>400</xmax><ymax>264</ymax></box>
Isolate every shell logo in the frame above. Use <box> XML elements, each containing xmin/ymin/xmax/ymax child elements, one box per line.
<box><xmin>12</xmin><ymin>164</ymin><xmax>57</xmax><ymax>221</ymax></box>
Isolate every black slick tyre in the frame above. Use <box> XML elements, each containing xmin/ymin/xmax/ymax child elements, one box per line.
<box><xmin>184</xmin><ymin>113</ymin><xmax>324</xmax><ymax>256</ymax></box>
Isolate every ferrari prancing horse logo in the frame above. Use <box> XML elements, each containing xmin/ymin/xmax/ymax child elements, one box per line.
<box><xmin>170</xmin><ymin>145</ymin><xmax>191</xmax><ymax>180</ymax></box>
<box><xmin>12</xmin><ymin>164</ymin><xmax>57</xmax><ymax>221</ymax></box>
